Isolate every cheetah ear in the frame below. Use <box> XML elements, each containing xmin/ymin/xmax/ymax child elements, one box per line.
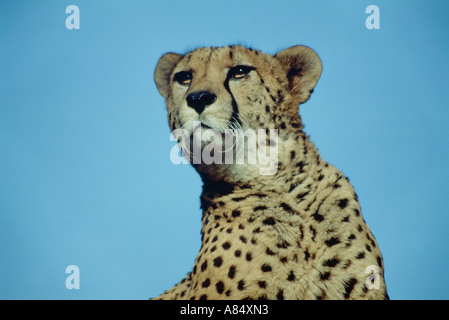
<box><xmin>275</xmin><ymin>45</ymin><xmax>322</xmax><ymax>105</ymax></box>
<box><xmin>154</xmin><ymin>52</ymin><xmax>184</xmax><ymax>98</ymax></box>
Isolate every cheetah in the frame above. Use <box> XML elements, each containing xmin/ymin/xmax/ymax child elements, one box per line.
<box><xmin>153</xmin><ymin>45</ymin><xmax>388</xmax><ymax>300</ymax></box>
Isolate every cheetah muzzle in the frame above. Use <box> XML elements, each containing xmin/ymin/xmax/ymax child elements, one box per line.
<box><xmin>153</xmin><ymin>45</ymin><xmax>388</xmax><ymax>300</ymax></box>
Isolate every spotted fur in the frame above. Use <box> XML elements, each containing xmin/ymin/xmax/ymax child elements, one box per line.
<box><xmin>153</xmin><ymin>45</ymin><xmax>388</xmax><ymax>300</ymax></box>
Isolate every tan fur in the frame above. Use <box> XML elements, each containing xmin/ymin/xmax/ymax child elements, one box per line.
<box><xmin>153</xmin><ymin>45</ymin><xmax>388</xmax><ymax>300</ymax></box>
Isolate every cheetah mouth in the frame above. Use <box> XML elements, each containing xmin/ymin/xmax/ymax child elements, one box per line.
<box><xmin>174</xmin><ymin>119</ymin><xmax>279</xmax><ymax>175</ymax></box>
<box><xmin>191</xmin><ymin>121</ymin><xmax>239</xmax><ymax>146</ymax></box>
<box><xmin>192</xmin><ymin>121</ymin><xmax>213</xmax><ymax>132</ymax></box>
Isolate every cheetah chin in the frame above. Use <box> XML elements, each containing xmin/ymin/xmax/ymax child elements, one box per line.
<box><xmin>153</xmin><ymin>45</ymin><xmax>388</xmax><ymax>300</ymax></box>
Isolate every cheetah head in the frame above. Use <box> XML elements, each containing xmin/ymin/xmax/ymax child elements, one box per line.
<box><xmin>154</xmin><ymin>45</ymin><xmax>322</xmax><ymax>182</ymax></box>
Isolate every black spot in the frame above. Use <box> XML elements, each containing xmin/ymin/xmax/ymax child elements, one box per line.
<box><xmin>202</xmin><ymin>279</ymin><xmax>210</xmax><ymax>288</ymax></box>
<box><xmin>265</xmin><ymin>105</ymin><xmax>270</xmax><ymax>113</ymax></box>
<box><xmin>290</xmin><ymin>150</ymin><xmax>296</xmax><ymax>160</ymax></box>
<box><xmin>201</xmin><ymin>261</ymin><xmax>208</xmax><ymax>272</ymax></box>
<box><xmin>343</xmin><ymin>278</ymin><xmax>357</xmax><ymax>299</ymax></box>
<box><xmin>366</xmin><ymin>244</ymin><xmax>372</xmax><ymax>252</ymax></box>
<box><xmin>246</xmin><ymin>252</ymin><xmax>252</xmax><ymax>261</ymax></box>
<box><xmin>216</xmin><ymin>281</ymin><xmax>224</xmax><ymax>294</ymax></box>
<box><xmin>277</xmin><ymin>90</ymin><xmax>284</xmax><ymax>104</ymax></box>
<box><xmin>296</xmin><ymin>191</ymin><xmax>309</xmax><ymax>199</ymax></box>
<box><xmin>304</xmin><ymin>250</ymin><xmax>310</xmax><ymax>261</ymax></box>
<box><xmin>258</xmin><ymin>281</ymin><xmax>266</xmax><ymax>288</ymax></box>
<box><xmin>213</xmin><ymin>257</ymin><xmax>223</xmax><ymax>267</ymax></box>
<box><xmin>237</xmin><ymin>280</ymin><xmax>245</xmax><ymax>291</ymax></box>
<box><xmin>316</xmin><ymin>290</ymin><xmax>326</xmax><ymax>300</ymax></box>
<box><xmin>254</xmin><ymin>193</ymin><xmax>268</xmax><ymax>198</ymax></box>
<box><xmin>254</xmin><ymin>205</ymin><xmax>267</xmax><ymax>211</ymax></box>
<box><xmin>280</xmin><ymin>202</ymin><xmax>293</xmax><ymax>213</ymax></box>
<box><xmin>377</xmin><ymin>256</ymin><xmax>383</xmax><ymax>268</ymax></box>
<box><xmin>239</xmin><ymin>235</ymin><xmax>247</xmax><ymax>243</ymax></box>
<box><xmin>354</xmin><ymin>208</ymin><xmax>360</xmax><ymax>216</ymax></box>
<box><xmin>212</xmin><ymin>236</ymin><xmax>218</xmax><ymax>242</ymax></box>
<box><xmin>325</xmin><ymin>237</ymin><xmax>340</xmax><ymax>247</ymax></box>
<box><xmin>266</xmin><ymin>247</ymin><xmax>276</xmax><ymax>255</ymax></box>
<box><xmin>261</xmin><ymin>264</ymin><xmax>272</xmax><ymax>272</ymax></box>
<box><xmin>232</xmin><ymin>197</ymin><xmax>246</xmax><ymax>202</ymax></box>
<box><xmin>276</xmin><ymin>240</ymin><xmax>290</xmax><ymax>249</ymax></box>
<box><xmin>342</xmin><ymin>216</ymin><xmax>350</xmax><ymax>222</ymax></box>
<box><xmin>288</xmin><ymin>182</ymin><xmax>299</xmax><ymax>193</ymax></box>
<box><xmin>263</xmin><ymin>217</ymin><xmax>276</xmax><ymax>225</ymax></box>
<box><xmin>199</xmin><ymin>294</ymin><xmax>207</xmax><ymax>300</ymax></box>
<box><xmin>317</xmin><ymin>174</ymin><xmax>324</xmax><ymax>181</ymax></box>
<box><xmin>356</xmin><ymin>252</ymin><xmax>365</xmax><ymax>259</ymax></box>
<box><xmin>277</xmin><ymin>289</ymin><xmax>284</xmax><ymax>300</ymax></box>
<box><xmin>287</xmin><ymin>271</ymin><xmax>296</xmax><ymax>281</ymax></box>
<box><xmin>222</xmin><ymin>242</ymin><xmax>231</xmax><ymax>250</ymax></box>
<box><xmin>312</xmin><ymin>212</ymin><xmax>324</xmax><ymax>222</ymax></box>
<box><xmin>320</xmin><ymin>272</ymin><xmax>331</xmax><ymax>280</ymax></box>
<box><xmin>280</xmin><ymin>257</ymin><xmax>288</xmax><ymax>264</ymax></box>
<box><xmin>232</xmin><ymin>210</ymin><xmax>241</xmax><ymax>217</ymax></box>
<box><xmin>280</xmin><ymin>122</ymin><xmax>286</xmax><ymax>129</ymax></box>
<box><xmin>338</xmin><ymin>199</ymin><xmax>348</xmax><ymax>209</ymax></box>
<box><xmin>309</xmin><ymin>225</ymin><xmax>317</xmax><ymax>242</ymax></box>
<box><xmin>323</xmin><ymin>258</ymin><xmax>340</xmax><ymax>267</ymax></box>
<box><xmin>234</xmin><ymin>250</ymin><xmax>241</xmax><ymax>257</ymax></box>
<box><xmin>228</xmin><ymin>266</ymin><xmax>236</xmax><ymax>279</ymax></box>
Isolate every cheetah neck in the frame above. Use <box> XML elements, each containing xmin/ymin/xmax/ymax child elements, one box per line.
<box><xmin>198</xmin><ymin>129</ymin><xmax>323</xmax><ymax>214</ymax></box>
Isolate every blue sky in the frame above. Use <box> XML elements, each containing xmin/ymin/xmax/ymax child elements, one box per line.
<box><xmin>0</xmin><ymin>0</ymin><xmax>448</xmax><ymax>299</ymax></box>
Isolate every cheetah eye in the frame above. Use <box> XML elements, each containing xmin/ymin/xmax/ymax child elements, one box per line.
<box><xmin>228</xmin><ymin>65</ymin><xmax>255</xmax><ymax>80</ymax></box>
<box><xmin>174</xmin><ymin>71</ymin><xmax>192</xmax><ymax>85</ymax></box>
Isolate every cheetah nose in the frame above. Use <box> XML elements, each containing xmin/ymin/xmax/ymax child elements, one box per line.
<box><xmin>186</xmin><ymin>91</ymin><xmax>217</xmax><ymax>114</ymax></box>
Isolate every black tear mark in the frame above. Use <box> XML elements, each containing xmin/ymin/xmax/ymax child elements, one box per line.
<box><xmin>224</xmin><ymin>72</ymin><xmax>241</xmax><ymax>126</ymax></box>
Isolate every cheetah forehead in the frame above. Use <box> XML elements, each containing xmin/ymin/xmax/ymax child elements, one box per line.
<box><xmin>177</xmin><ymin>46</ymin><xmax>277</xmax><ymax>71</ymax></box>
